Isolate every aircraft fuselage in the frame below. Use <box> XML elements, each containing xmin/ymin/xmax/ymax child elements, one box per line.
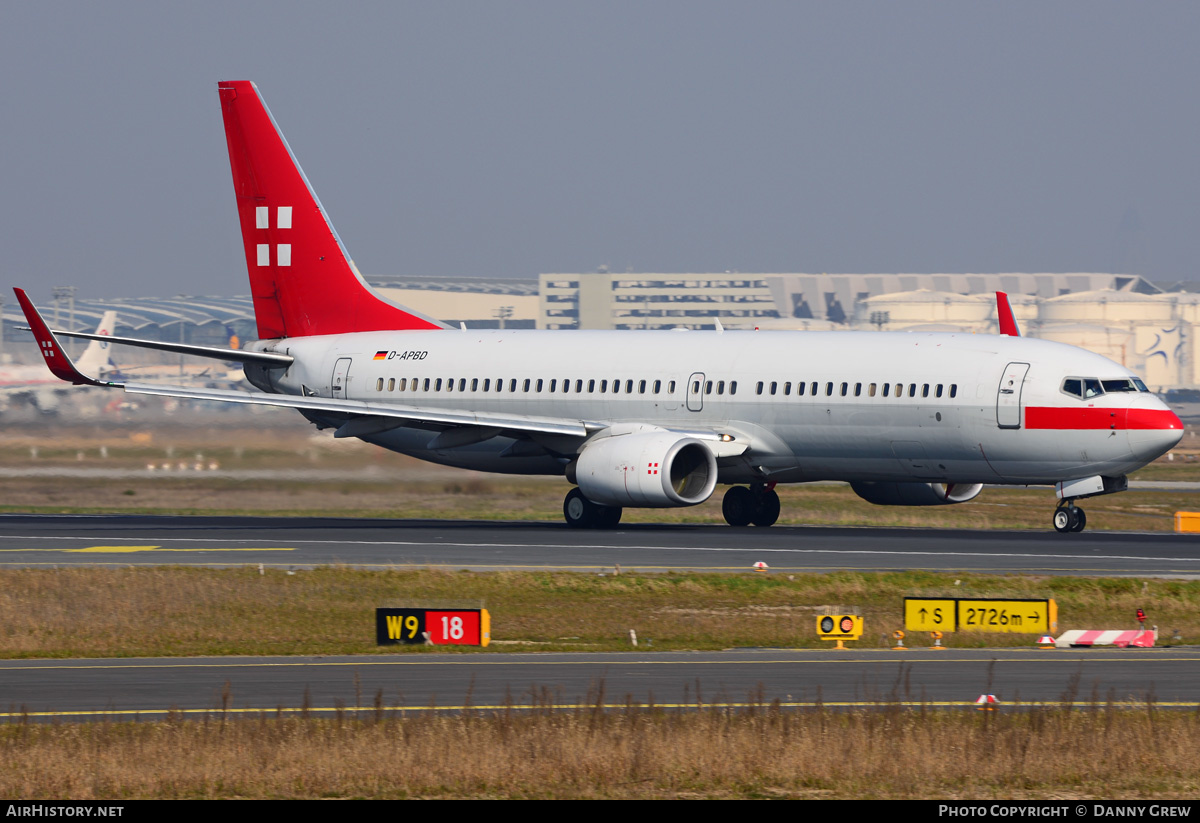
<box><xmin>247</xmin><ymin>328</ymin><xmax>1181</xmax><ymax>486</ymax></box>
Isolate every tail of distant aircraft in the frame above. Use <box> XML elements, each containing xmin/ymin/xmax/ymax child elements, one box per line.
<box><xmin>995</xmin><ymin>291</ymin><xmax>1021</xmax><ymax>337</ymax></box>
<box><xmin>75</xmin><ymin>311</ymin><xmax>117</xmax><ymax>375</ymax></box>
<box><xmin>217</xmin><ymin>81</ymin><xmax>447</xmax><ymax>339</ymax></box>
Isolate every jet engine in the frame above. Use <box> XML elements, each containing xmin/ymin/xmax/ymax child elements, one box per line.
<box><xmin>32</xmin><ymin>389</ymin><xmax>59</xmax><ymax>415</ymax></box>
<box><xmin>850</xmin><ymin>481</ymin><xmax>984</xmax><ymax>506</ymax></box>
<box><xmin>572</xmin><ymin>428</ymin><xmax>718</xmax><ymax>507</ymax></box>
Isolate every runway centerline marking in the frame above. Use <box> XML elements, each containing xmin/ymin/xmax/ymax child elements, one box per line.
<box><xmin>4</xmin><ymin>654</ymin><xmax>1198</xmax><ymax>672</ymax></box>
<box><xmin>1</xmin><ymin>546</ymin><xmax>297</xmax><ymax>554</ymax></box>
<box><xmin>10</xmin><ymin>699</ymin><xmax>1200</xmax><ymax>719</ymax></box>
<box><xmin>2</xmin><ymin>534</ymin><xmax>1199</xmax><ymax>564</ymax></box>
<box><xmin>65</xmin><ymin>545</ymin><xmax>161</xmax><ymax>553</ymax></box>
<box><xmin>6</xmin><ymin>699</ymin><xmax>1200</xmax><ymax>719</ymax></box>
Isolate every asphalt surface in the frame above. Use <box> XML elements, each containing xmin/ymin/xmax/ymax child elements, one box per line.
<box><xmin>2</xmin><ymin>648</ymin><xmax>1196</xmax><ymax>719</ymax></box>
<box><xmin>1</xmin><ymin>514</ymin><xmax>1200</xmax><ymax>577</ymax></box>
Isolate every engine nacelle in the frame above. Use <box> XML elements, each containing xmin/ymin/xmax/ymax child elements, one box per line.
<box><xmin>574</xmin><ymin>428</ymin><xmax>718</xmax><ymax>507</ymax></box>
<box><xmin>850</xmin><ymin>481</ymin><xmax>984</xmax><ymax>506</ymax></box>
<box><xmin>32</xmin><ymin>389</ymin><xmax>59</xmax><ymax>414</ymax></box>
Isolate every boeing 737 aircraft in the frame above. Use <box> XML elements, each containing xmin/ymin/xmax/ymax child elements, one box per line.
<box><xmin>14</xmin><ymin>81</ymin><xmax>1184</xmax><ymax>532</ymax></box>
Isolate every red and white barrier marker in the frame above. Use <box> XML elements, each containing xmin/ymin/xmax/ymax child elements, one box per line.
<box><xmin>1054</xmin><ymin>628</ymin><xmax>1156</xmax><ymax>649</ymax></box>
<box><xmin>974</xmin><ymin>694</ymin><xmax>998</xmax><ymax>711</ymax></box>
<box><xmin>752</xmin><ymin>561</ymin><xmax>768</xmax><ymax>572</ymax></box>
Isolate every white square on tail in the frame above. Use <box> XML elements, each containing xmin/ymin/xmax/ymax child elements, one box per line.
<box><xmin>257</xmin><ymin>244</ymin><xmax>270</xmax><ymax>266</ymax></box>
<box><xmin>277</xmin><ymin>244</ymin><xmax>291</xmax><ymax>267</ymax></box>
<box><xmin>277</xmin><ymin>206</ymin><xmax>292</xmax><ymax>229</ymax></box>
<box><xmin>256</xmin><ymin>207</ymin><xmax>269</xmax><ymax>229</ymax></box>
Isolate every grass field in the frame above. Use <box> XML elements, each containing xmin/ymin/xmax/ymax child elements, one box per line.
<box><xmin>0</xmin><ymin>567</ymin><xmax>1192</xmax><ymax>657</ymax></box>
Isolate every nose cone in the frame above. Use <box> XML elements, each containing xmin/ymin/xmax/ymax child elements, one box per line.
<box><xmin>1127</xmin><ymin>407</ymin><xmax>1184</xmax><ymax>464</ymax></box>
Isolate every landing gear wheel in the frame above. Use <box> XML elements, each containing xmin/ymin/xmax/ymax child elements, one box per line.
<box><xmin>564</xmin><ymin>487</ymin><xmax>596</xmax><ymax>529</ymax></box>
<box><xmin>1053</xmin><ymin>504</ymin><xmax>1084</xmax><ymax>534</ymax></box>
<box><xmin>751</xmin><ymin>488</ymin><xmax>781</xmax><ymax>527</ymax></box>
<box><xmin>594</xmin><ymin>504</ymin><xmax>623</xmax><ymax>530</ymax></box>
<box><xmin>1053</xmin><ymin>507</ymin><xmax>1071</xmax><ymax>533</ymax></box>
<box><xmin>1070</xmin><ymin>508</ymin><xmax>1086</xmax><ymax>533</ymax></box>
<box><xmin>564</xmin><ymin>488</ymin><xmax>621</xmax><ymax>529</ymax></box>
<box><xmin>722</xmin><ymin>486</ymin><xmax>755</xmax><ymax>526</ymax></box>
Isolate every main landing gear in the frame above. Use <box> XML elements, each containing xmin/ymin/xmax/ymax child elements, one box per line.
<box><xmin>563</xmin><ymin>487</ymin><xmax>623</xmax><ymax>529</ymax></box>
<box><xmin>1053</xmin><ymin>501</ymin><xmax>1087</xmax><ymax>533</ymax></box>
<box><xmin>722</xmin><ymin>484</ymin><xmax>780</xmax><ymax>527</ymax></box>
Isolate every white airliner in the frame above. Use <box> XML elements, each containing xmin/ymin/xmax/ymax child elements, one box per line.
<box><xmin>14</xmin><ymin>81</ymin><xmax>1184</xmax><ymax>532</ymax></box>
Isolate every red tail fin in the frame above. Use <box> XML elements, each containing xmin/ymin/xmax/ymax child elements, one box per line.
<box><xmin>995</xmin><ymin>291</ymin><xmax>1021</xmax><ymax>337</ymax></box>
<box><xmin>218</xmin><ymin>81</ymin><xmax>446</xmax><ymax>339</ymax></box>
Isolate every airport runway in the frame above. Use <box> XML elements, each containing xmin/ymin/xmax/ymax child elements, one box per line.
<box><xmin>2</xmin><ymin>515</ymin><xmax>1197</xmax><ymax>720</ymax></box>
<box><xmin>2</xmin><ymin>514</ymin><xmax>1200</xmax><ymax>577</ymax></box>
<box><xmin>1</xmin><ymin>648</ymin><xmax>1196</xmax><ymax>719</ymax></box>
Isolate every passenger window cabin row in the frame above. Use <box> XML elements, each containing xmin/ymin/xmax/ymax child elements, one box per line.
<box><xmin>373</xmin><ymin>377</ymin><xmax>678</xmax><ymax>395</ymax></box>
<box><xmin>368</xmin><ymin>375</ymin><xmax>959</xmax><ymax>400</ymax></box>
<box><xmin>754</xmin><ymin>381</ymin><xmax>958</xmax><ymax>399</ymax></box>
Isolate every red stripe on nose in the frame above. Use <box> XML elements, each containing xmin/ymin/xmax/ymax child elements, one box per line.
<box><xmin>1025</xmin><ymin>407</ymin><xmax>1182</xmax><ymax>431</ymax></box>
<box><xmin>1126</xmin><ymin>408</ymin><xmax>1183</xmax><ymax>430</ymax></box>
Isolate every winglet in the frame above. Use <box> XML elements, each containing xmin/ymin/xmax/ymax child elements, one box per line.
<box><xmin>996</xmin><ymin>291</ymin><xmax>1021</xmax><ymax>337</ymax></box>
<box><xmin>12</xmin><ymin>288</ymin><xmax>118</xmax><ymax>387</ymax></box>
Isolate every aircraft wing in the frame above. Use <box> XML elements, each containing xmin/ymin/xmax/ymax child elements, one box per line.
<box><xmin>120</xmin><ymin>380</ymin><xmax>596</xmax><ymax>438</ymax></box>
<box><xmin>13</xmin><ymin>286</ymin><xmax>595</xmax><ymax>439</ymax></box>
<box><xmin>12</xmin><ymin>287</ymin><xmax>751</xmax><ymax>449</ymax></box>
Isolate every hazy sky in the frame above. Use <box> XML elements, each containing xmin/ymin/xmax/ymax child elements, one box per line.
<box><xmin>3</xmin><ymin>1</ymin><xmax>1198</xmax><ymax>301</ymax></box>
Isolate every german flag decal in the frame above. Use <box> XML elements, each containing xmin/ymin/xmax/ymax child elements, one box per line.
<box><xmin>373</xmin><ymin>351</ymin><xmax>388</xmax><ymax>360</ymax></box>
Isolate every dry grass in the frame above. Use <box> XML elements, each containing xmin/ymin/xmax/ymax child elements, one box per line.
<box><xmin>2</xmin><ymin>703</ymin><xmax>1198</xmax><ymax>799</ymax></box>
<box><xmin>0</xmin><ymin>568</ymin><xmax>1195</xmax><ymax>657</ymax></box>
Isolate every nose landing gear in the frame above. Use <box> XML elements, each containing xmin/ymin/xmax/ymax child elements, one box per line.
<box><xmin>722</xmin><ymin>483</ymin><xmax>781</xmax><ymax>527</ymax></box>
<box><xmin>1053</xmin><ymin>502</ymin><xmax>1086</xmax><ymax>533</ymax></box>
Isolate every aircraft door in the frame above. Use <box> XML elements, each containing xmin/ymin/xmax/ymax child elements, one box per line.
<box><xmin>996</xmin><ymin>362</ymin><xmax>1030</xmax><ymax>429</ymax></box>
<box><xmin>331</xmin><ymin>357</ymin><xmax>353</xmax><ymax>399</ymax></box>
<box><xmin>686</xmin><ymin>372</ymin><xmax>705</xmax><ymax>412</ymax></box>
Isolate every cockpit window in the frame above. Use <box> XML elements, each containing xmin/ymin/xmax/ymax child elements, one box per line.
<box><xmin>1063</xmin><ymin>376</ymin><xmax>1150</xmax><ymax>400</ymax></box>
<box><xmin>1062</xmin><ymin>377</ymin><xmax>1107</xmax><ymax>400</ymax></box>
